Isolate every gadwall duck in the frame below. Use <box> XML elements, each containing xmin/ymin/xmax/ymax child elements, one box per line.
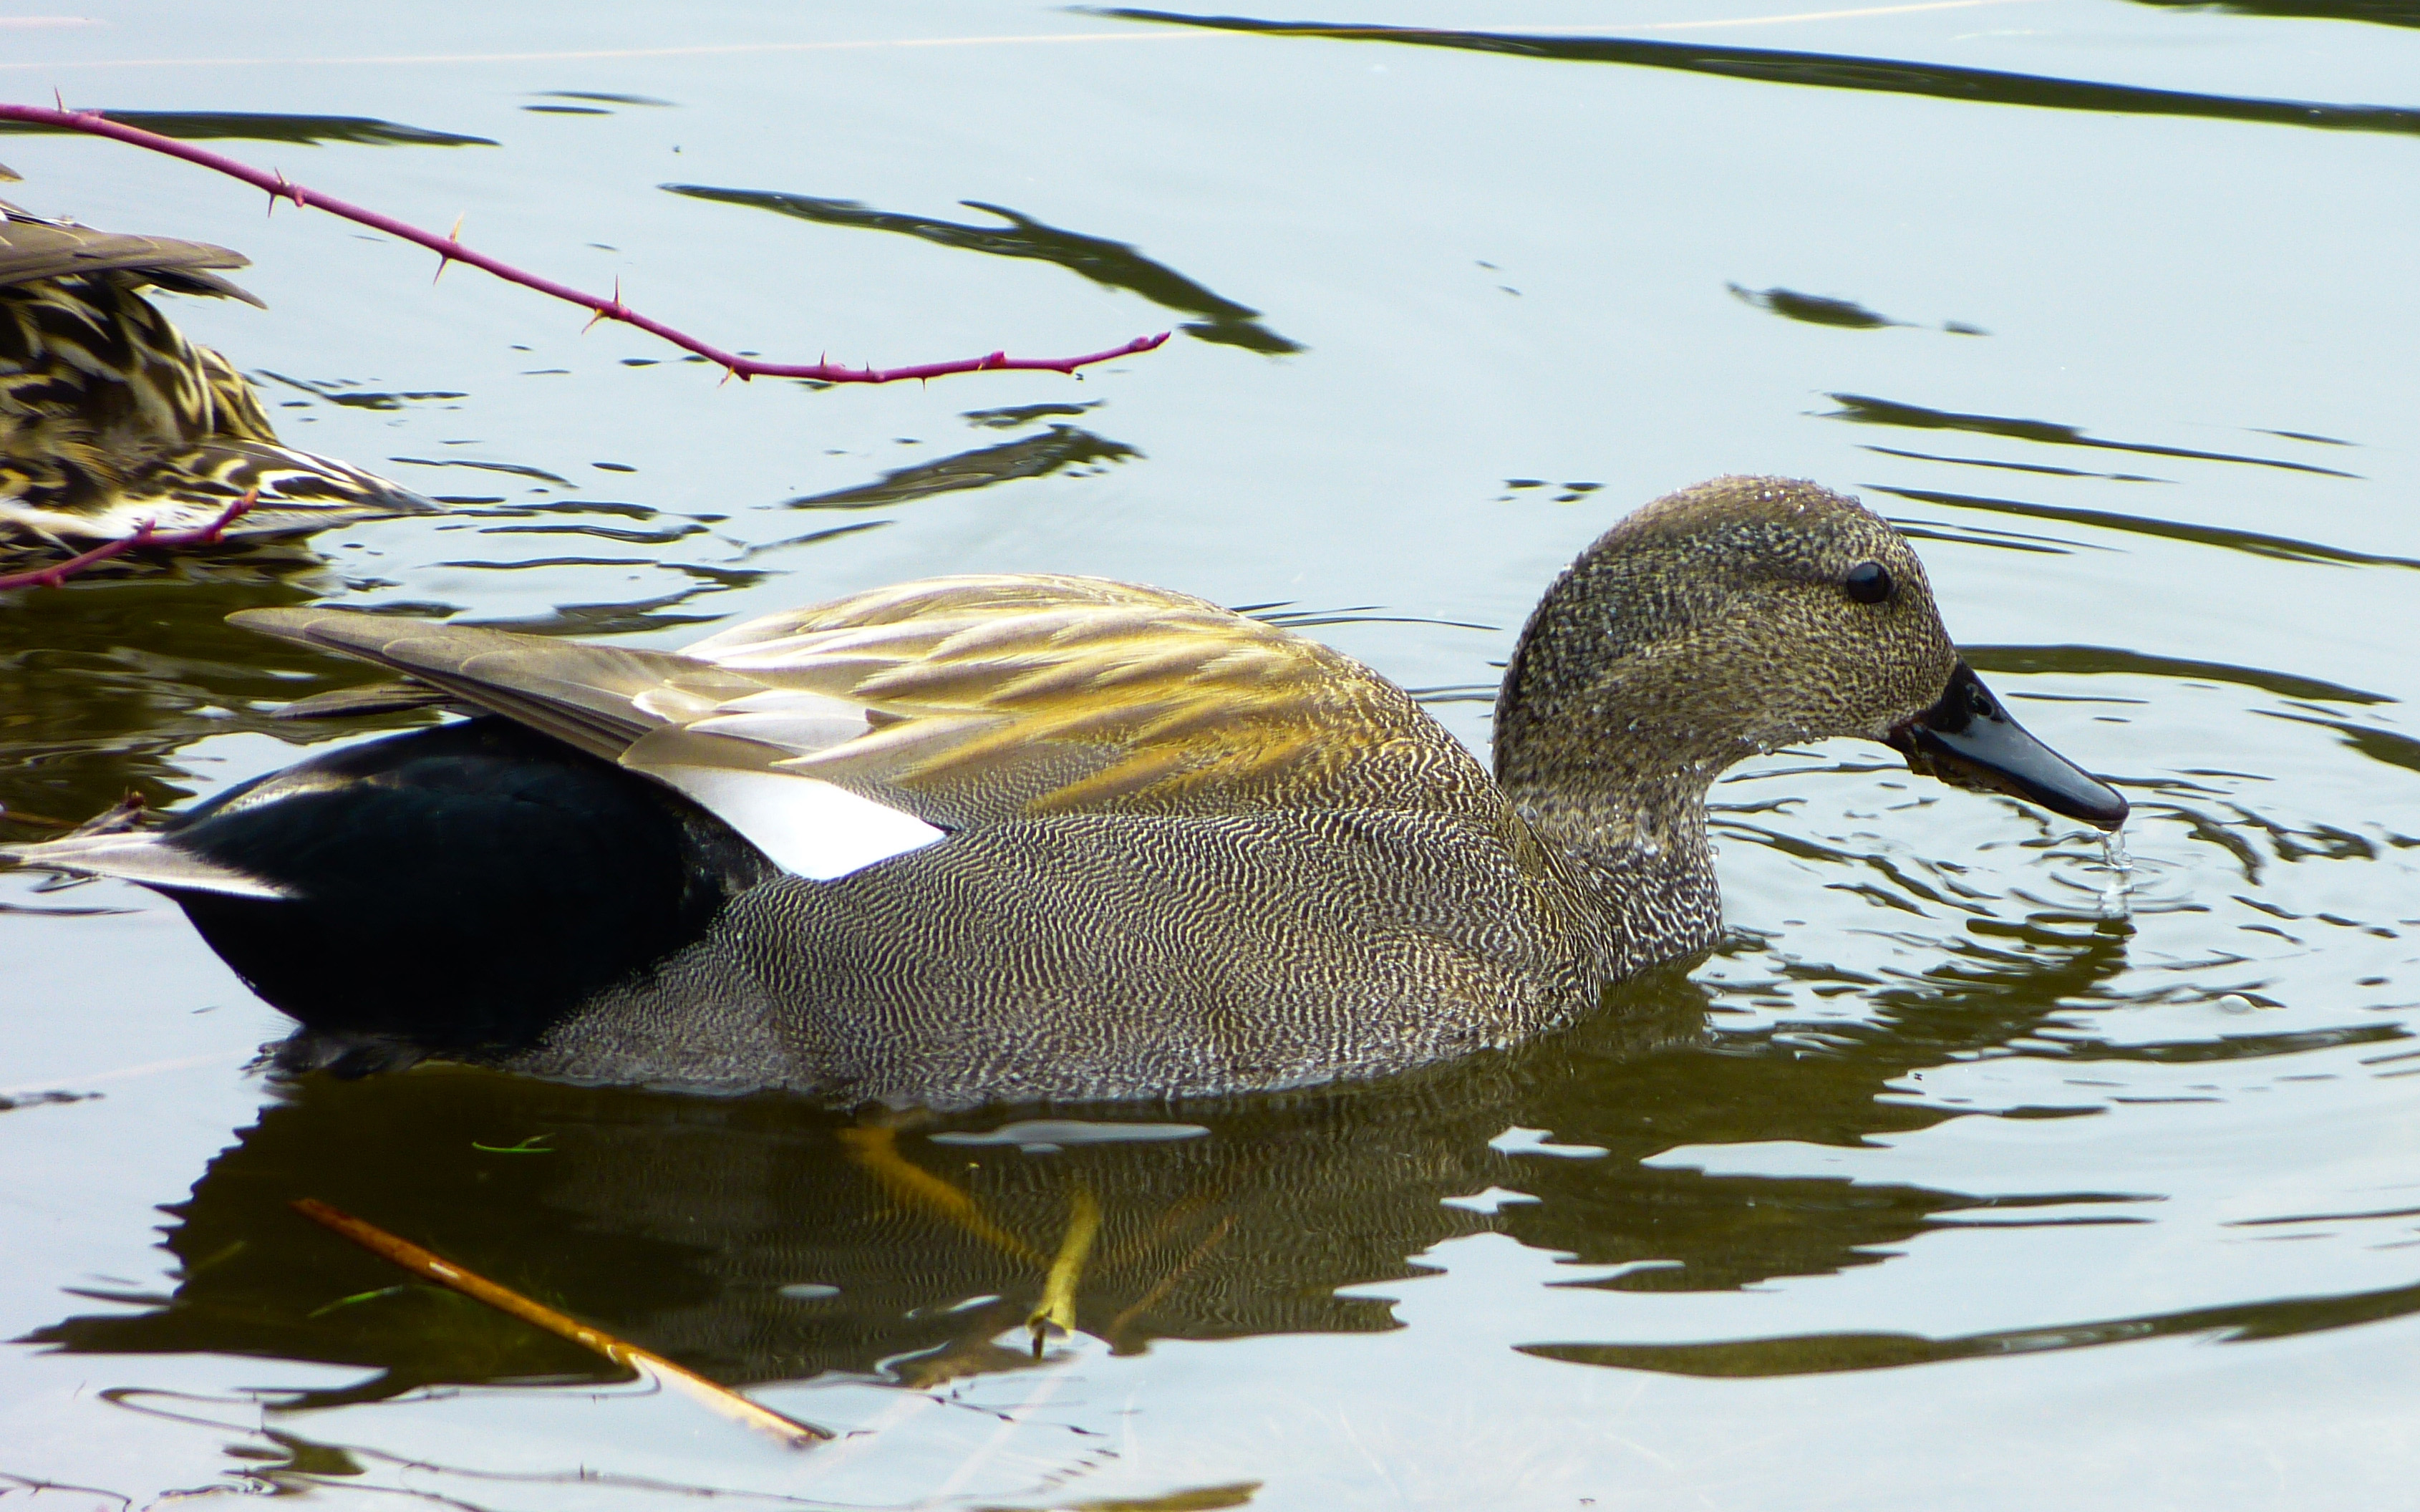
<box><xmin>5</xmin><ymin>478</ymin><xmax>2126</xmax><ymax>1103</ymax></box>
<box><xmin>0</xmin><ymin>193</ymin><xmax>432</xmax><ymax>543</ymax></box>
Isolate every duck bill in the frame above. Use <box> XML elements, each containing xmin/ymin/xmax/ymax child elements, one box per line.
<box><xmin>1886</xmin><ymin>662</ymin><xmax>2128</xmax><ymax>830</ymax></box>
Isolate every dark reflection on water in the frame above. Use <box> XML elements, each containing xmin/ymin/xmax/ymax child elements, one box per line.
<box><xmin>1728</xmin><ymin>285</ymin><xmax>1896</xmax><ymax>329</ymax></box>
<box><xmin>467</xmin><ymin>501</ymin><xmax>709</xmax><ymax>548</ymax></box>
<box><xmin>1726</xmin><ymin>284</ymin><xmax>1981</xmax><ymax>335</ymax></box>
<box><xmin>0</xmin><ymin>112</ymin><xmax>496</xmax><ymax>148</ymax></box>
<box><xmin>530</xmin><ymin>91</ymin><xmax>677</xmax><ymax>110</ymax></box>
<box><xmin>470</xmin><ymin>590</ymin><xmax>750</xmax><ymax>639</ymax></box>
<box><xmin>1872</xmin><ymin>486</ymin><xmax>2420</xmax><ymax>571</ymax></box>
<box><xmin>1862</xmin><ymin>445</ymin><xmax>2165</xmax><ymax>485</ymax></box>
<box><xmin>1099</xmin><ymin>11</ymin><xmax>2420</xmax><ymax>137</ymax></box>
<box><xmin>965</xmin><ymin>400</ymin><xmax>1103</xmax><ymax>430</ymax></box>
<box><xmin>2128</xmin><ymin>0</ymin><xmax>2420</xmax><ymax>29</ymax></box>
<box><xmin>1527</xmin><ymin>1274</ymin><xmax>2420</xmax><ymax>1377</ymax></box>
<box><xmin>256</xmin><ymin>373</ymin><xmax>469</xmax><ymax>412</ymax></box>
<box><xmin>664</xmin><ymin>184</ymin><xmax>1305</xmax><ymax>355</ymax></box>
<box><xmin>0</xmin><ymin>567</ymin><xmax>356</xmax><ymax>835</ymax></box>
<box><xmin>1964</xmin><ymin>644</ymin><xmax>2392</xmax><ymax>707</ymax></box>
<box><xmin>389</xmin><ymin>455</ymin><xmax>573</xmax><ymax>487</ymax></box>
<box><xmin>786</xmin><ymin>424</ymin><xmax>1140</xmax><ymax>510</ymax></box>
<box><xmin>2056</xmin><ymin>1021</ymin><xmax>2404</xmax><ymax>1063</ymax></box>
<box><xmin>2267</xmin><ymin>712</ymin><xmax>2420</xmax><ymax>779</ymax></box>
<box><xmin>1829</xmin><ymin>394</ymin><xmax>2358</xmax><ymax>478</ymax></box>
<box><xmin>1248</xmin><ymin>604</ymin><xmax>1496</xmax><ymax>634</ymax></box>
<box><xmin>1887</xmin><ymin>516</ymin><xmax>2081</xmax><ymax>558</ymax></box>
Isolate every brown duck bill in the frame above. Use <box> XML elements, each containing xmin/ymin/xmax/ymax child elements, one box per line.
<box><xmin>1885</xmin><ymin>662</ymin><xmax>2129</xmax><ymax>831</ymax></box>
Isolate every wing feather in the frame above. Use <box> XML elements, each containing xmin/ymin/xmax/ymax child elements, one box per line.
<box><xmin>228</xmin><ymin>574</ymin><xmax>1495</xmax><ymax>852</ymax></box>
<box><xmin>228</xmin><ymin>608</ymin><xmax>752</xmax><ymax>762</ymax></box>
<box><xmin>0</xmin><ymin>203</ymin><xmax>264</xmax><ymax>305</ymax></box>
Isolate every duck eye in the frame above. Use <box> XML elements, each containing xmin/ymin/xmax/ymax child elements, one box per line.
<box><xmin>1843</xmin><ymin>561</ymin><xmax>1894</xmax><ymax>605</ymax></box>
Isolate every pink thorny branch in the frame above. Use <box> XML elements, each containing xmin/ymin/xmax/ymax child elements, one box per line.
<box><xmin>0</xmin><ymin>490</ymin><xmax>256</xmax><ymax>591</ymax></box>
<box><xmin>0</xmin><ymin>101</ymin><xmax>1171</xmax><ymax>383</ymax></box>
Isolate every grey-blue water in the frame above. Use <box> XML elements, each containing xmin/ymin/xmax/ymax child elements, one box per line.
<box><xmin>3</xmin><ymin>4</ymin><xmax>2417</xmax><ymax>1507</ymax></box>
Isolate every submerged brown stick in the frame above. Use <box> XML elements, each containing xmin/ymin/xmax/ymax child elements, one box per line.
<box><xmin>838</xmin><ymin>1125</ymin><xmax>1047</xmax><ymax>1265</ymax></box>
<box><xmin>291</xmin><ymin>1197</ymin><xmax>828</xmax><ymax>1447</ymax></box>
<box><xmin>0</xmin><ymin>102</ymin><xmax>1170</xmax><ymax>384</ymax></box>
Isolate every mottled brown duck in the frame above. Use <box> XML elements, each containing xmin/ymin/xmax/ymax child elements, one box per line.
<box><xmin>0</xmin><ymin>193</ymin><xmax>432</xmax><ymax>544</ymax></box>
<box><xmin>4</xmin><ymin>477</ymin><xmax>2126</xmax><ymax>1105</ymax></box>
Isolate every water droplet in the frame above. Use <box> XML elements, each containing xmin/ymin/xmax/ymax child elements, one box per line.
<box><xmin>2096</xmin><ymin>829</ymin><xmax>2133</xmax><ymax>918</ymax></box>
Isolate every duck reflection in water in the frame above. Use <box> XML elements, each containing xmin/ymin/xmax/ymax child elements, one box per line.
<box><xmin>37</xmin><ymin>919</ymin><xmax>2232</xmax><ymax>1402</ymax></box>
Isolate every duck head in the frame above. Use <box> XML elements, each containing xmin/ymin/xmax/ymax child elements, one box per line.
<box><xmin>1494</xmin><ymin>476</ymin><xmax>2126</xmax><ymax>853</ymax></box>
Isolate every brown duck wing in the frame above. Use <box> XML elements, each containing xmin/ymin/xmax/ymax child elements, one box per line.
<box><xmin>226</xmin><ymin>608</ymin><xmax>765</xmax><ymax>762</ymax></box>
<box><xmin>669</xmin><ymin>574</ymin><xmax>1492</xmax><ymax>826</ymax></box>
<box><xmin>0</xmin><ymin>203</ymin><xmax>263</xmax><ymax>305</ymax></box>
<box><xmin>233</xmin><ymin>576</ymin><xmax>1492</xmax><ymax>841</ymax></box>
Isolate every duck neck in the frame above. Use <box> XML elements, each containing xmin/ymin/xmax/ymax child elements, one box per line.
<box><xmin>1499</xmin><ymin>760</ymin><xmax>1725</xmax><ymax>976</ymax></box>
<box><xmin>1491</xmin><ymin>543</ymin><xmax>1746</xmax><ymax>974</ymax></box>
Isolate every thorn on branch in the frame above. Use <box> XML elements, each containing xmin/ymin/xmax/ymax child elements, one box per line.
<box><xmin>581</xmin><ymin>277</ymin><xmax>631</xmax><ymax>334</ymax></box>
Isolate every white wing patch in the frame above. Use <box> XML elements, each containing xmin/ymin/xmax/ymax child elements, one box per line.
<box><xmin>643</xmin><ymin>765</ymin><xmax>944</xmax><ymax>881</ymax></box>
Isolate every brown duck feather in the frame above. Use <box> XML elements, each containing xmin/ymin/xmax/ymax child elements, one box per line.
<box><xmin>232</xmin><ymin>574</ymin><xmax>1494</xmax><ymax>833</ymax></box>
<box><xmin>0</xmin><ymin>213</ymin><xmax>263</xmax><ymax>305</ymax></box>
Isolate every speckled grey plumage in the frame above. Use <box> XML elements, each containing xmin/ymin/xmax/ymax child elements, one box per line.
<box><xmin>498</xmin><ymin>807</ymin><xmax>1716</xmax><ymax>1103</ymax></box>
